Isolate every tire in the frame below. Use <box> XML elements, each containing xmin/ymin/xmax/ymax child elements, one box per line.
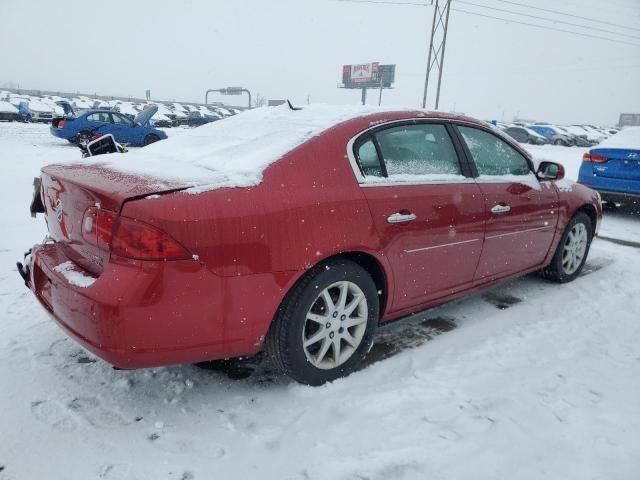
<box><xmin>143</xmin><ymin>134</ymin><xmax>160</xmax><ymax>146</ymax></box>
<box><xmin>540</xmin><ymin>212</ymin><xmax>592</xmax><ymax>283</ymax></box>
<box><xmin>266</xmin><ymin>259</ymin><xmax>379</xmax><ymax>386</ymax></box>
<box><xmin>73</xmin><ymin>130</ymin><xmax>91</xmax><ymax>145</ymax></box>
<box><xmin>554</xmin><ymin>139</ymin><xmax>563</xmax><ymax>146</ymax></box>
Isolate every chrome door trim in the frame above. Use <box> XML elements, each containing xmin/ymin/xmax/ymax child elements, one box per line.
<box><xmin>485</xmin><ymin>225</ymin><xmax>552</xmax><ymax>240</ymax></box>
<box><xmin>405</xmin><ymin>238</ymin><xmax>480</xmax><ymax>253</ymax></box>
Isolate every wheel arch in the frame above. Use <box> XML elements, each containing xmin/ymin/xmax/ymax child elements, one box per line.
<box><xmin>271</xmin><ymin>250</ymin><xmax>392</xmax><ymax>329</ymax></box>
<box><xmin>576</xmin><ymin>203</ymin><xmax>597</xmax><ymax>238</ymax></box>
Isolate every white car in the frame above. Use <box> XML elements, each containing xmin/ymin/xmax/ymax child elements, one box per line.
<box><xmin>8</xmin><ymin>96</ymin><xmax>55</xmax><ymax>123</ymax></box>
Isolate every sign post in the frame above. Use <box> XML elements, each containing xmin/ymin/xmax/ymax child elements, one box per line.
<box><xmin>339</xmin><ymin>63</ymin><xmax>395</xmax><ymax>106</ymax></box>
<box><xmin>205</xmin><ymin>87</ymin><xmax>252</xmax><ymax>108</ymax></box>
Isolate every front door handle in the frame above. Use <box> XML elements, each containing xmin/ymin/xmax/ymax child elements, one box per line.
<box><xmin>491</xmin><ymin>204</ymin><xmax>511</xmax><ymax>214</ymax></box>
<box><xmin>387</xmin><ymin>212</ymin><xmax>417</xmax><ymax>224</ymax></box>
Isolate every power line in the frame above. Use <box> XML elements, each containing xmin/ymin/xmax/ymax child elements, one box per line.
<box><xmin>452</xmin><ymin>7</ymin><xmax>640</xmax><ymax>47</ymax></box>
<box><xmin>456</xmin><ymin>0</ymin><xmax>640</xmax><ymax>41</ymax></box>
<box><xmin>491</xmin><ymin>0</ymin><xmax>640</xmax><ymax>33</ymax></box>
<box><xmin>336</xmin><ymin>0</ymin><xmax>429</xmax><ymax>6</ymax></box>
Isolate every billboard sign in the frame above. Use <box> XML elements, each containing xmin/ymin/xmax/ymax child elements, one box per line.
<box><xmin>342</xmin><ymin>63</ymin><xmax>395</xmax><ymax>89</ymax></box>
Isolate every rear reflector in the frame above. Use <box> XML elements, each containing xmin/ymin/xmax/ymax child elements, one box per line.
<box><xmin>582</xmin><ymin>152</ymin><xmax>608</xmax><ymax>163</ymax></box>
<box><xmin>111</xmin><ymin>217</ymin><xmax>191</xmax><ymax>261</ymax></box>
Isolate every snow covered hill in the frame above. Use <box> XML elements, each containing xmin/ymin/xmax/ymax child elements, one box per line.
<box><xmin>1</xmin><ymin>123</ymin><xmax>639</xmax><ymax>480</ymax></box>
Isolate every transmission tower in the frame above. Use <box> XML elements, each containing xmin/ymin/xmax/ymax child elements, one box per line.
<box><xmin>421</xmin><ymin>0</ymin><xmax>452</xmax><ymax>109</ymax></box>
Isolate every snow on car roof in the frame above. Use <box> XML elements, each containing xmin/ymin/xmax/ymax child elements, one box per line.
<box><xmin>0</xmin><ymin>101</ymin><xmax>17</xmax><ymax>113</ymax></box>
<box><xmin>596</xmin><ymin>127</ymin><xmax>640</xmax><ymax>150</ymax></box>
<box><xmin>91</xmin><ymin>104</ymin><xmax>422</xmax><ymax>192</ymax></box>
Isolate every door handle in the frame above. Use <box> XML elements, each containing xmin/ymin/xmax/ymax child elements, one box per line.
<box><xmin>387</xmin><ymin>212</ymin><xmax>417</xmax><ymax>224</ymax></box>
<box><xmin>491</xmin><ymin>204</ymin><xmax>511</xmax><ymax>214</ymax></box>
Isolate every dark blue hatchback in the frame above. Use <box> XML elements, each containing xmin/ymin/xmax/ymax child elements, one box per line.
<box><xmin>50</xmin><ymin>105</ymin><xmax>167</xmax><ymax>146</ymax></box>
<box><xmin>578</xmin><ymin>127</ymin><xmax>640</xmax><ymax>206</ymax></box>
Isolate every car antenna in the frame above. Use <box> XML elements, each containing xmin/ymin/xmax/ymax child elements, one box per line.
<box><xmin>287</xmin><ymin>100</ymin><xmax>302</xmax><ymax>111</ymax></box>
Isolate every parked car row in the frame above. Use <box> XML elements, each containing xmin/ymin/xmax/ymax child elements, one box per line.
<box><xmin>50</xmin><ymin>104</ymin><xmax>168</xmax><ymax>147</ymax></box>
<box><xmin>0</xmin><ymin>93</ymin><xmax>64</xmax><ymax>123</ymax></box>
<box><xmin>495</xmin><ymin>121</ymin><xmax>619</xmax><ymax>147</ymax></box>
<box><xmin>0</xmin><ymin>91</ymin><xmax>239</xmax><ymax>128</ymax></box>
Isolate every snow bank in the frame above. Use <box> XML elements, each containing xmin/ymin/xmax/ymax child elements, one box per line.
<box><xmin>596</xmin><ymin>126</ymin><xmax>640</xmax><ymax>150</ymax></box>
<box><xmin>91</xmin><ymin>104</ymin><xmax>410</xmax><ymax>191</ymax></box>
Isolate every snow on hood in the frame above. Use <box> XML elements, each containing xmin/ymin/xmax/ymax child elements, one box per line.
<box><xmin>91</xmin><ymin>104</ymin><xmax>410</xmax><ymax>192</ymax></box>
<box><xmin>595</xmin><ymin>127</ymin><xmax>640</xmax><ymax>150</ymax></box>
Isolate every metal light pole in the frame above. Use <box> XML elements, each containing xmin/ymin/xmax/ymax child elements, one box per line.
<box><xmin>205</xmin><ymin>87</ymin><xmax>252</xmax><ymax>108</ymax></box>
<box><xmin>421</xmin><ymin>0</ymin><xmax>452</xmax><ymax>110</ymax></box>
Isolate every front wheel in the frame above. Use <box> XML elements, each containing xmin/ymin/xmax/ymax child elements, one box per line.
<box><xmin>540</xmin><ymin>212</ymin><xmax>592</xmax><ymax>283</ymax></box>
<box><xmin>266</xmin><ymin>259</ymin><xmax>379</xmax><ymax>385</ymax></box>
<box><xmin>143</xmin><ymin>134</ymin><xmax>160</xmax><ymax>146</ymax></box>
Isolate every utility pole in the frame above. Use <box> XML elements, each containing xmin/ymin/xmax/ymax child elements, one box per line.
<box><xmin>421</xmin><ymin>0</ymin><xmax>452</xmax><ymax>110</ymax></box>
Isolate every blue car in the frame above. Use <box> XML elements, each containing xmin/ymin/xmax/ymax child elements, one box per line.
<box><xmin>50</xmin><ymin>104</ymin><xmax>167</xmax><ymax>146</ymax></box>
<box><xmin>578</xmin><ymin>127</ymin><xmax>640</xmax><ymax>206</ymax></box>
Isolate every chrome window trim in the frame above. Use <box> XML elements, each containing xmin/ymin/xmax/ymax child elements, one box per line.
<box><xmin>360</xmin><ymin>178</ymin><xmax>476</xmax><ymax>187</ymax></box>
<box><xmin>346</xmin><ymin>118</ymin><xmax>472</xmax><ymax>187</ymax></box>
<box><xmin>346</xmin><ymin>117</ymin><xmax>537</xmax><ymax>187</ymax></box>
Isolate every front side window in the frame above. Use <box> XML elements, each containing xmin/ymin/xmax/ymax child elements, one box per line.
<box><xmin>111</xmin><ymin>113</ymin><xmax>134</xmax><ymax>125</ymax></box>
<box><xmin>374</xmin><ymin>123</ymin><xmax>462</xmax><ymax>177</ymax></box>
<box><xmin>457</xmin><ymin>126</ymin><xmax>531</xmax><ymax>176</ymax></box>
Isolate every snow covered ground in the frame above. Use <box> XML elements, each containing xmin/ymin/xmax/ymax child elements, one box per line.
<box><xmin>1</xmin><ymin>122</ymin><xmax>639</xmax><ymax>480</ymax></box>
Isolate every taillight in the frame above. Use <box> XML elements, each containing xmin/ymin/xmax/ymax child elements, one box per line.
<box><xmin>82</xmin><ymin>208</ymin><xmax>190</xmax><ymax>260</ymax></box>
<box><xmin>582</xmin><ymin>152</ymin><xmax>608</xmax><ymax>163</ymax></box>
<box><xmin>58</xmin><ymin>119</ymin><xmax>65</xmax><ymax>129</ymax></box>
<box><xmin>111</xmin><ymin>217</ymin><xmax>191</xmax><ymax>260</ymax></box>
<box><xmin>82</xmin><ymin>207</ymin><xmax>117</xmax><ymax>250</ymax></box>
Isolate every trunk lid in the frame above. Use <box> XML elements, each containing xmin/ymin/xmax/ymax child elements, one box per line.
<box><xmin>590</xmin><ymin>147</ymin><xmax>640</xmax><ymax>181</ymax></box>
<box><xmin>40</xmin><ymin>163</ymin><xmax>190</xmax><ymax>275</ymax></box>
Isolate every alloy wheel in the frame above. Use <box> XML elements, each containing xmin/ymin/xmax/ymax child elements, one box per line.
<box><xmin>302</xmin><ymin>281</ymin><xmax>368</xmax><ymax>370</ymax></box>
<box><xmin>562</xmin><ymin>222</ymin><xmax>588</xmax><ymax>275</ymax></box>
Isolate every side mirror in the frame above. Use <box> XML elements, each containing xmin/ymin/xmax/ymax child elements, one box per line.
<box><xmin>537</xmin><ymin>161</ymin><xmax>564</xmax><ymax>181</ymax></box>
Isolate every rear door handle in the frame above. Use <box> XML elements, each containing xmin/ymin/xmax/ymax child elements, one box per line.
<box><xmin>387</xmin><ymin>212</ymin><xmax>417</xmax><ymax>224</ymax></box>
<box><xmin>491</xmin><ymin>204</ymin><xmax>511</xmax><ymax>214</ymax></box>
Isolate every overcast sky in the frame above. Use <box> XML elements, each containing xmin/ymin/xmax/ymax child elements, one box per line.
<box><xmin>1</xmin><ymin>0</ymin><xmax>638</xmax><ymax>125</ymax></box>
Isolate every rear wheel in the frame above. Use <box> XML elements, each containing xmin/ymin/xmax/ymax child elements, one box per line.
<box><xmin>143</xmin><ymin>134</ymin><xmax>160</xmax><ymax>146</ymax></box>
<box><xmin>73</xmin><ymin>130</ymin><xmax>91</xmax><ymax>144</ymax></box>
<box><xmin>541</xmin><ymin>212</ymin><xmax>592</xmax><ymax>283</ymax></box>
<box><xmin>554</xmin><ymin>139</ymin><xmax>563</xmax><ymax>146</ymax></box>
<box><xmin>266</xmin><ymin>259</ymin><xmax>379</xmax><ymax>385</ymax></box>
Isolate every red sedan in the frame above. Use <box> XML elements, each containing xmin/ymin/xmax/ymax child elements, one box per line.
<box><xmin>21</xmin><ymin>106</ymin><xmax>602</xmax><ymax>385</ymax></box>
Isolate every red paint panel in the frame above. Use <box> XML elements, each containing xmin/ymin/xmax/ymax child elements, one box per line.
<box><xmin>362</xmin><ymin>183</ymin><xmax>485</xmax><ymax>312</ymax></box>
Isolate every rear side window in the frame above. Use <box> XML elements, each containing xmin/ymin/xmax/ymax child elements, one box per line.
<box><xmin>375</xmin><ymin>123</ymin><xmax>461</xmax><ymax>177</ymax></box>
<box><xmin>86</xmin><ymin>112</ymin><xmax>110</xmax><ymax>123</ymax></box>
<box><xmin>356</xmin><ymin>138</ymin><xmax>383</xmax><ymax>177</ymax></box>
<box><xmin>457</xmin><ymin>126</ymin><xmax>530</xmax><ymax>176</ymax></box>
